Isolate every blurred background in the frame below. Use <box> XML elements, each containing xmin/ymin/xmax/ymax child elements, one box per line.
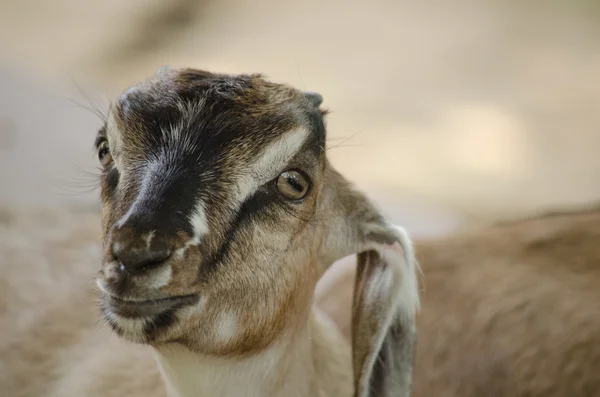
<box><xmin>1</xmin><ymin>0</ymin><xmax>599</xmax><ymax>238</ymax></box>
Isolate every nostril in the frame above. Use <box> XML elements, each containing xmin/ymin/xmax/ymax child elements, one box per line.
<box><xmin>113</xmin><ymin>245</ymin><xmax>172</xmax><ymax>276</ymax></box>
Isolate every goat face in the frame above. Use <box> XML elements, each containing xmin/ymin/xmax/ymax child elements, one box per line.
<box><xmin>95</xmin><ymin>70</ymin><xmax>419</xmax><ymax>397</ymax></box>
<box><xmin>95</xmin><ymin>69</ymin><xmax>329</xmax><ymax>353</ymax></box>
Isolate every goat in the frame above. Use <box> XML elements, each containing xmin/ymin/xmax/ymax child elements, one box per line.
<box><xmin>318</xmin><ymin>207</ymin><xmax>600</xmax><ymax>396</ymax></box>
<box><xmin>0</xmin><ymin>68</ymin><xmax>419</xmax><ymax>397</ymax></box>
<box><xmin>2</xmin><ymin>170</ymin><xmax>599</xmax><ymax>396</ymax></box>
<box><xmin>3</xmin><ymin>208</ymin><xmax>600</xmax><ymax>397</ymax></box>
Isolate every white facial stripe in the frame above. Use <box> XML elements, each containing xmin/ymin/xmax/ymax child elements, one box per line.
<box><xmin>171</xmin><ymin>201</ymin><xmax>207</xmax><ymax>257</ymax></box>
<box><xmin>189</xmin><ymin>200</ymin><xmax>209</xmax><ymax>239</ymax></box>
<box><xmin>175</xmin><ymin>214</ymin><xmax>209</xmax><ymax>256</ymax></box>
<box><xmin>234</xmin><ymin>127</ymin><xmax>311</xmax><ymax>203</ymax></box>
<box><xmin>143</xmin><ymin>230</ymin><xmax>156</xmax><ymax>249</ymax></box>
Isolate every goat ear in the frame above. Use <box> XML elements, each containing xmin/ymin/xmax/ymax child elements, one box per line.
<box><xmin>352</xmin><ymin>229</ymin><xmax>418</xmax><ymax>397</ymax></box>
<box><xmin>303</xmin><ymin>91</ymin><xmax>324</xmax><ymax>108</ymax></box>
<box><xmin>319</xmin><ymin>169</ymin><xmax>419</xmax><ymax>397</ymax></box>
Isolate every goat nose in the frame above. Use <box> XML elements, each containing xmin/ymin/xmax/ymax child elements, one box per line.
<box><xmin>112</xmin><ymin>241</ymin><xmax>172</xmax><ymax>275</ymax></box>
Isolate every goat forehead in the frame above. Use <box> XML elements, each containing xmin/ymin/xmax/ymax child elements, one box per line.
<box><xmin>112</xmin><ymin>122</ymin><xmax>314</xmax><ymax>184</ymax></box>
<box><xmin>112</xmin><ymin>102</ymin><xmax>316</xmax><ymax>170</ymax></box>
<box><xmin>114</xmin><ymin>70</ymin><xmax>311</xmax><ymax>148</ymax></box>
<box><xmin>109</xmin><ymin>73</ymin><xmax>324</xmax><ymax>189</ymax></box>
<box><xmin>109</xmin><ymin>69</ymin><xmax>326</xmax><ymax>172</ymax></box>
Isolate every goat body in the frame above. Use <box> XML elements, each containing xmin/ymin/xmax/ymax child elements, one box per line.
<box><xmin>2</xmin><ymin>68</ymin><xmax>598</xmax><ymax>396</ymax></box>
<box><xmin>318</xmin><ymin>207</ymin><xmax>600</xmax><ymax>397</ymax></box>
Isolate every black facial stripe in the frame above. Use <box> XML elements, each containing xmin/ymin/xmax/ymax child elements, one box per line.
<box><xmin>199</xmin><ymin>188</ymin><xmax>276</xmax><ymax>278</ymax></box>
<box><xmin>196</xmin><ymin>140</ymin><xmax>322</xmax><ymax>278</ymax></box>
<box><xmin>144</xmin><ymin>309</ymin><xmax>177</xmax><ymax>340</ymax></box>
<box><xmin>142</xmin><ymin>297</ymin><xmax>198</xmax><ymax>340</ymax></box>
<box><xmin>117</xmin><ymin>155</ymin><xmax>206</xmax><ymax>237</ymax></box>
<box><xmin>103</xmin><ymin>167</ymin><xmax>120</xmax><ymax>195</ymax></box>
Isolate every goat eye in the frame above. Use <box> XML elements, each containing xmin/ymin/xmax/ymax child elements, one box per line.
<box><xmin>97</xmin><ymin>139</ymin><xmax>112</xmax><ymax>167</ymax></box>
<box><xmin>276</xmin><ymin>170</ymin><xmax>310</xmax><ymax>200</ymax></box>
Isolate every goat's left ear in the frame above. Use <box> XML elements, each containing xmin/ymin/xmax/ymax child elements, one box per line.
<box><xmin>319</xmin><ymin>169</ymin><xmax>419</xmax><ymax>397</ymax></box>
<box><xmin>352</xmin><ymin>227</ymin><xmax>418</xmax><ymax>397</ymax></box>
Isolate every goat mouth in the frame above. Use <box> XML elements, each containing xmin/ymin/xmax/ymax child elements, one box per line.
<box><xmin>103</xmin><ymin>294</ymin><xmax>198</xmax><ymax>318</ymax></box>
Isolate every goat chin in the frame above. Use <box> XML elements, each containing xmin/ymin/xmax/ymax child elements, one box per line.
<box><xmin>317</xmin><ymin>206</ymin><xmax>600</xmax><ymax>397</ymax></box>
<box><xmin>2</xmin><ymin>205</ymin><xmax>599</xmax><ymax>396</ymax></box>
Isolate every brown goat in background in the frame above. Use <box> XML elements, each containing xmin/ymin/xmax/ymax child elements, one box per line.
<box><xmin>2</xmin><ymin>205</ymin><xmax>599</xmax><ymax>396</ymax></box>
<box><xmin>317</xmin><ymin>207</ymin><xmax>600</xmax><ymax>397</ymax></box>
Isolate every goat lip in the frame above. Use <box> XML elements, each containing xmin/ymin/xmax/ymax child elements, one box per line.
<box><xmin>104</xmin><ymin>294</ymin><xmax>198</xmax><ymax>318</ymax></box>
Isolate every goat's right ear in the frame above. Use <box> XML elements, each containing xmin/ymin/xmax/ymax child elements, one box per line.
<box><xmin>303</xmin><ymin>91</ymin><xmax>324</xmax><ymax>108</ymax></box>
<box><xmin>319</xmin><ymin>168</ymin><xmax>419</xmax><ymax>397</ymax></box>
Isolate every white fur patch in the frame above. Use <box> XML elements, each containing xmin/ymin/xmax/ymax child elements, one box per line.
<box><xmin>379</xmin><ymin>240</ymin><xmax>420</xmax><ymax>323</ymax></box>
<box><xmin>391</xmin><ymin>225</ymin><xmax>421</xmax><ymax>316</ymax></box>
<box><xmin>189</xmin><ymin>200</ymin><xmax>209</xmax><ymax>239</ymax></box>
<box><xmin>143</xmin><ymin>230</ymin><xmax>156</xmax><ymax>249</ymax></box>
<box><xmin>153</xmin><ymin>334</ymin><xmax>292</xmax><ymax>397</ymax></box>
<box><xmin>171</xmin><ymin>200</ymin><xmax>207</xmax><ymax>258</ymax></box>
<box><xmin>148</xmin><ymin>264</ymin><xmax>173</xmax><ymax>289</ymax></box>
<box><xmin>215</xmin><ymin>311</ymin><xmax>239</xmax><ymax>344</ymax></box>
<box><xmin>234</xmin><ymin>127</ymin><xmax>310</xmax><ymax>203</ymax></box>
<box><xmin>364</xmin><ymin>224</ymin><xmax>420</xmax><ymax>320</ymax></box>
<box><xmin>174</xmin><ymin>236</ymin><xmax>201</xmax><ymax>259</ymax></box>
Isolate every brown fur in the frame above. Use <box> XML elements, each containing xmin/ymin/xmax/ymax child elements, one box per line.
<box><xmin>96</xmin><ymin>69</ymin><xmax>332</xmax><ymax>356</ymax></box>
<box><xmin>0</xmin><ymin>204</ymin><xmax>412</xmax><ymax>397</ymax></box>
<box><xmin>0</xmin><ymin>69</ymin><xmax>418</xmax><ymax>397</ymax></box>
<box><xmin>317</xmin><ymin>207</ymin><xmax>600</xmax><ymax>397</ymax></box>
<box><xmin>5</xmin><ymin>204</ymin><xmax>600</xmax><ymax>396</ymax></box>
<box><xmin>0</xmin><ymin>206</ymin><xmax>165</xmax><ymax>397</ymax></box>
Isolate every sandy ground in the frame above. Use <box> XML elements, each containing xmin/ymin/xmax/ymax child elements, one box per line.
<box><xmin>1</xmin><ymin>0</ymin><xmax>599</xmax><ymax>236</ymax></box>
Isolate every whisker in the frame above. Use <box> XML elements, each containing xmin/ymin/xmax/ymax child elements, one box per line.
<box><xmin>325</xmin><ymin>130</ymin><xmax>365</xmax><ymax>151</ymax></box>
<box><xmin>325</xmin><ymin>143</ymin><xmax>366</xmax><ymax>152</ymax></box>
<box><xmin>50</xmin><ymin>162</ymin><xmax>102</xmax><ymax>196</ymax></box>
<box><xmin>66</xmin><ymin>75</ymin><xmax>109</xmax><ymax>124</ymax></box>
